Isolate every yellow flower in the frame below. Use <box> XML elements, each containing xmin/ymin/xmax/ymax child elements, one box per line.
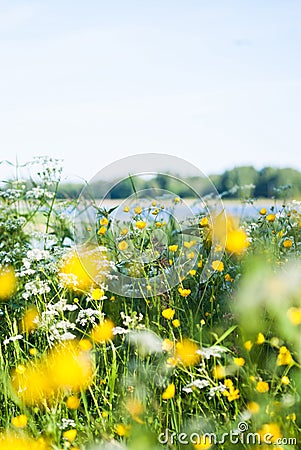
<box><xmin>260</xmin><ymin>207</ymin><xmax>267</xmax><ymax>215</ymax></box>
<box><xmin>11</xmin><ymin>414</ymin><xmax>28</xmax><ymax>428</ymax></box>
<box><xmin>211</xmin><ymin>260</ymin><xmax>224</xmax><ymax>272</ymax></box>
<box><xmin>258</xmin><ymin>423</ymin><xmax>282</xmax><ymax>443</ymax></box>
<box><xmin>116</xmin><ymin>424</ymin><xmax>131</xmax><ymax>437</ymax></box>
<box><xmin>247</xmin><ymin>401</ymin><xmax>260</xmax><ymax>414</ymax></box>
<box><xmin>174</xmin><ymin>197</ymin><xmax>180</xmax><ymax>203</ymax></box>
<box><xmin>168</xmin><ymin>244</ymin><xmax>178</xmax><ymax>252</ymax></box>
<box><xmin>136</xmin><ymin>220</ymin><xmax>146</xmax><ymax>230</ymax></box>
<box><xmin>283</xmin><ymin>239</ymin><xmax>293</xmax><ymax>248</ymax></box>
<box><xmin>189</xmin><ymin>269</ymin><xmax>196</xmax><ymax>276</ymax></box>
<box><xmin>91</xmin><ymin>288</ymin><xmax>104</xmax><ymax>300</ymax></box>
<box><xmin>178</xmin><ymin>287</ymin><xmax>191</xmax><ymax>297</ymax></box>
<box><xmin>198</xmin><ymin>260</ymin><xmax>203</xmax><ymax>268</ymax></box>
<box><xmin>187</xmin><ymin>251</ymin><xmax>195</xmax><ymax>259</ymax></box>
<box><xmin>162</xmin><ymin>308</ymin><xmax>175</xmax><ymax>320</ymax></box>
<box><xmin>162</xmin><ymin>339</ymin><xmax>174</xmax><ymax>352</ymax></box>
<box><xmin>123</xmin><ymin>205</ymin><xmax>130</xmax><ymax>212</ymax></box>
<box><xmin>29</xmin><ymin>348</ymin><xmax>38</xmax><ymax>356</ymax></box>
<box><xmin>223</xmin><ymin>378</ymin><xmax>240</xmax><ymax>401</ymax></box>
<box><xmin>233</xmin><ymin>357</ymin><xmax>245</xmax><ymax>367</ymax></box>
<box><xmin>277</xmin><ymin>346</ymin><xmax>293</xmax><ymax>366</ymax></box>
<box><xmin>66</xmin><ymin>396</ymin><xmax>80</xmax><ymax>410</ymax></box>
<box><xmin>118</xmin><ymin>240</ymin><xmax>128</xmax><ymax>251</ymax></box>
<box><xmin>79</xmin><ymin>339</ymin><xmax>93</xmax><ymax>351</ymax></box>
<box><xmin>162</xmin><ymin>383</ymin><xmax>175</xmax><ymax>399</ymax></box>
<box><xmin>152</xmin><ymin>200</ymin><xmax>157</xmax><ymax>206</ymax></box>
<box><xmin>20</xmin><ymin>306</ymin><xmax>39</xmax><ymax>333</ymax></box>
<box><xmin>244</xmin><ymin>340</ymin><xmax>253</xmax><ymax>351</ymax></box>
<box><xmin>281</xmin><ymin>376</ymin><xmax>290</xmax><ymax>385</ymax></box>
<box><xmin>266</xmin><ymin>214</ymin><xmax>276</xmax><ymax>222</ymax></box>
<box><xmin>134</xmin><ymin>206</ymin><xmax>142</xmax><ymax>215</ymax></box>
<box><xmin>0</xmin><ymin>435</ymin><xmax>48</xmax><ymax>450</ymax></box>
<box><xmin>212</xmin><ymin>365</ymin><xmax>226</xmax><ymax>379</ymax></box>
<box><xmin>226</xmin><ymin>229</ymin><xmax>249</xmax><ymax>255</ymax></box>
<box><xmin>152</xmin><ymin>208</ymin><xmax>159</xmax><ymax>215</ymax></box>
<box><xmin>90</xmin><ymin>319</ymin><xmax>114</xmax><ymax>344</ymax></box>
<box><xmin>0</xmin><ymin>266</ymin><xmax>16</xmax><ymax>301</ymax></box>
<box><xmin>97</xmin><ymin>226</ymin><xmax>107</xmax><ymax>235</ymax></box>
<box><xmin>286</xmin><ymin>413</ymin><xmax>296</xmax><ymax>421</ymax></box>
<box><xmin>100</xmin><ymin>217</ymin><xmax>109</xmax><ymax>226</ymax></box>
<box><xmin>193</xmin><ymin>435</ymin><xmax>212</xmax><ymax>449</ymax></box>
<box><xmin>172</xmin><ymin>319</ymin><xmax>180</xmax><ymax>328</ymax></box>
<box><xmin>200</xmin><ymin>217</ymin><xmax>209</xmax><ymax>226</ymax></box>
<box><xmin>287</xmin><ymin>307</ymin><xmax>301</xmax><ymax>325</ymax></box>
<box><xmin>256</xmin><ymin>381</ymin><xmax>269</xmax><ymax>393</ymax></box>
<box><xmin>120</xmin><ymin>227</ymin><xmax>128</xmax><ymax>235</ymax></box>
<box><xmin>256</xmin><ymin>332</ymin><xmax>265</xmax><ymax>344</ymax></box>
<box><xmin>125</xmin><ymin>398</ymin><xmax>144</xmax><ymax>423</ymax></box>
<box><xmin>175</xmin><ymin>339</ymin><xmax>201</xmax><ymax>367</ymax></box>
<box><xmin>63</xmin><ymin>429</ymin><xmax>77</xmax><ymax>442</ymax></box>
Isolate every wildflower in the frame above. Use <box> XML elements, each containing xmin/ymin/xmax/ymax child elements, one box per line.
<box><xmin>134</xmin><ymin>206</ymin><xmax>142</xmax><ymax>215</ymax></box>
<box><xmin>97</xmin><ymin>226</ymin><xmax>107</xmax><ymax>235</ymax></box>
<box><xmin>79</xmin><ymin>339</ymin><xmax>93</xmax><ymax>351</ymax></box>
<box><xmin>247</xmin><ymin>401</ymin><xmax>260</xmax><ymax>414</ymax></box>
<box><xmin>286</xmin><ymin>413</ymin><xmax>296</xmax><ymax>421</ymax></box>
<box><xmin>256</xmin><ymin>381</ymin><xmax>269</xmax><ymax>393</ymax></box>
<box><xmin>29</xmin><ymin>348</ymin><xmax>38</xmax><ymax>356</ymax></box>
<box><xmin>66</xmin><ymin>396</ymin><xmax>80</xmax><ymax>410</ymax></box>
<box><xmin>193</xmin><ymin>435</ymin><xmax>212</xmax><ymax>449</ymax></box>
<box><xmin>168</xmin><ymin>245</ymin><xmax>178</xmax><ymax>252</ymax></box>
<box><xmin>118</xmin><ymin>240</ymin><xmax>128</xmax><ymax>251</ymax></box>
<box><xmin>211</xmin><ymin>260</ymin><xmax>224</xmax><ymax>272</ymax></box>
<box><xmin>162</xmin><ymin>308</ymin><xmax>175</xmax><ymax>320</ymax></box>
<box><xmin>0</xmin><ymin>435</ymin><xmax>48</xmax><ymax>450</ymax></box>
<box><xmin>152</xmin><ymin>200</ymin><xmax>157</xmax><ymax>206</ymax></box>
<box><xmin>172</xmin><ymin>319</ymin><xmax>180</xmax><ymax>328</ymax></box>
<box><xmin>0</xmin><ymin>266</ymin><xmax>17</xmax><ymax>301</ymax></box>
<box><xmin>281</xmin><ymin>376</ymin><xmax>290</xmax><ymax>385</ymax></box>
<box><xmin>123</xmin><ymin>205</ymin><xmax>130</xmax><ymax>212</ymax></box>
<box><xmin>212</xmin><ymin>365</ymin><xmax>226</xmax><ymax>379</ymax></box>
<box><xmin>175</xmin><ymin>339</ymin><xmax>201</xmax><ymax>366</ymax></box>
<box><xmin>162</xmin><ymin>383</ymin><xmax>175</xmax><ymax>399</ymax></box>
<box><xmin>283</xmin><ymin>239</ymin><xmax>293</xmax><ymax>248</ymax></box>
<box><xmin>20</xmin><ymin>307</ymin><xmax>39</xmax><ymax>333</ymax></box>
<box><xmin>287</xmin><ymin>307</ymin><xmax>301</xmax><ymax>325</ymax></box>
<box><xmin>90</xmin><ymin>319</ymin><xmax>114</xmax><ymax>344</ymax></box>
<box><xmin>277</xmin><ymin>346</ymin><xmax>293</xmax><ymax>366</ymax></box>
<box><xmin>266</xmin><ymin>214</ymin><xmax>276</xmax><ymax>222</ymax></box>
<box><xmin>224</xmin><ymin>273</ymin><xmax>233</xmax><ymax>282</ymax></box>
<box><xmin>136</xmin><ymin>220</ymin><xmax>146</xmax><ymax>230</ymax></box>
<box><xmin>63</xmin><ymin>429</ymin><xmax>77</xmax><ymax>442</ymax></box>
<box><xmin>200</xmin><ymin>217</ymin><xmax>209</xmax><ymax>226</ymax></box>
<box><xmin>11</xmin><ymin>414</ymin><xmax>28</xmax><ymax>428</ymax></box>
<box><xmin>198</xmin><ymin>260</ymin><xmax>203</xmax><ymax>268</ymax></box>
<box><xmin>125</xmin><ymin>398</ymin><xmax>144</xmax><ymax>423</ymax></box>
<box><xmin>260</xmin><ymin>207</ymin><xmax>267</xmax><ymax>215</ymax></box>
<box><xmin>174</xmin><ymin>197</ymin><xmax>180</xmax><ymax>203</ymax></box>
<box><xmin>187</xmin><ymin>251</ymin><xmax>195</xmax><ymax>259</ymax></box>
<box><xmin>223</xmin><ymin>379</ymin><xmax>240</xmax><ymax>401</ymax></box>
<box><xmin>244</xmin><ymin>340</ymin><xmax>253</xmax><ymax>351</ymax></box>
<box><xmin>189</xmin><ymin>269</ymin><xmax>196</xmax><ymax>276</ymax></box>
<box><xmin>233</xmin><ymin>357</ymin><xmax>245</xmax><ymax>367</ymax></box>
<box><xmin>116</xmin><ymin>424</ymin><xmax>131</xmax><ymax>437</ymax></box>
<box><xmin>256</xmin><ymin>332</ymin><xmax>265</xmax><ymax>344</ymax></box>
<box><xmin>152</xmin><ymin>208</ymin><xmax>159</xmax><ymax>215</ymax></box>
<box><xmin>226</xmin><ymin>229</ymin><xmax>249</xmax><ymax>255</ymax></box>
<box><xmin>120</xmin><ymin>227</ymin><xmax>128</xmax><ymax>235</ymax></box>
<box><xmin>100</xmin><ymin>217</ymin><xmax>109</xmax><ymax>226</ymax></box>
<box><xmin>162</xmin><ymin>339</ymin><xmax>174</xmax><ymax>352</ymax></box>
<box><xmin>178</xmin><ymin>287</ymin><xmax>191</xmax><ymax>298</ymax></box>
<box><xmin>91</xmin><ymin>288</ymin><xmax>105</xmax><ymax>300</ymax></box>
<box><xmin>258</xmin><ymin>423</ymin><xmax>282</xmax><ymax>443</ymax></box>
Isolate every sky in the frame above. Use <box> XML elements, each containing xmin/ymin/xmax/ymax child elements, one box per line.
<box><xmin>0</xmin><ymin>0</ymin><xmax>301</xmax><ymax>182</ymax></box>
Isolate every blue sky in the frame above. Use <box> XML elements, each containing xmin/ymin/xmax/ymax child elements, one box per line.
<box><xmin>0</xmin><ymin>0</ymin><xmax>301</xmax><ymax>181</ymax></box>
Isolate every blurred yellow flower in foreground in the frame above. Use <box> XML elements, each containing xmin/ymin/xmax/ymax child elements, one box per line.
<box><xmin>11</xmin><ymin>340</ymin><xmax>94</xmax><ymax>405</ymax></box>
<box><xmin>287</xmin><ymin>306</ymin><xmax>301</xmax><ymax>325</ymax></box>
<box><xmin>90</xmin><ymin>319</ymin><xmax>114</xmax><ymax>344</ymax></box>
<box><xmin>20</xmin><ymin>306</ymin><xmax>39</xmax><ymax>333</ymax></box>
<box><xmin>256</xmin><ymin>381</ymin><xmax>269</xmax><ymax>393</ymax></box>
<box><xmin>233</xmin><ymin>357</ymin><xmax>245</xmax><ymax>367</ymax></box>
<box><xmin>258</xmin><ymin>423</ymin><xmax>282</xmax><ymax>443</ymax></box>
<box><xmin>247</xmin><ymin>401</ymin><xmax>260</xmax><ymax>414</ymax></box>
<box><xmin>193</xmin><ymin>435</ymin><xmax>212</xmax><ymax>449</ymax></box>
<box><xmin>59</xmin><ymin>248</ymin><xmax>108</xmax><ymax>292</ymax></box>
<box><xmin>66</xmin><ymin>396</ymin><xmax>80</xmax><ymax>410</ymax></box>
<box><xmin>116</xmin><ymin>424</ymin><xmax>131</xmax><ymax>437</ymax></box>
<box><xmin>225</xmin><ymin>229</ymin><xmax>249</xmax><ymax>255</ymax></box>
<box><xmin>212</xmin><ymin>365</ymin><xmax>226</xmax><ymax>379</ymax></box>
<box><xmin>0</xmin><ymin>266</ymin><xmax>16</xmax><ymax>301</ymax></box>
<box><xmin>175</xmin><ymin>339</ymin><xmax>201</xmax><ymax>367</ymax></box>
<box><xmin>118</xmin><ymin>240</ymin><xmax>128</xmax><ymax>251</ymax></box>
<box><xmin>125</xmin><ymin>398</ymin><xmax>144</xmax><ymax>423</ymax></box>
<box><xmin>91</xmin><ymin>288</ymin><xmax>104</xmax><ymax>300</ymax></box>
<box><xmin>162</xmin><ymin>383</ymin><xmax>175</xmax><ymax>399</ymax></box>
<box><xmin>0</xmin><ymin>434</ymin><xmax>48</xmax><ymax>450</ymax></box>
<box><xmin>11</xmin><ymin>414</ymin><xmax>28</xmax><ymax>428</ymax></box>
<box><xmin>63</xmin><ymin>429</ymin><xmax>77</xmax><ymax>442</ymax></box>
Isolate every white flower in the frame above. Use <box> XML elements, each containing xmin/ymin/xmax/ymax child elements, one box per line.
<box><xmin>3</xmin><ymin>334</ymin><xmax>23</xmax><ymax>345</ymax></box>
<box><xmin>182</xmin><ymin>379</ymin><xmax>211</xmax><ymax>393</ymax></box>
<box><xmin>208</xmin><ymin>383</ymin><xmax>227</xmax><ymax>398</ymax></box>
<box><xmin>127</xmin><ymin>330</ymin><xmax>163</xmax><ymax>355</ymax></box>
<box><xmin>197</xmin><ymin>345</ymin><xmax>228</xmax><ymax>359</ymax></box>
<box><xmin>113</xmin><ymin>326</ymin><xmax>130</xmax><ymax>335</ymax></box>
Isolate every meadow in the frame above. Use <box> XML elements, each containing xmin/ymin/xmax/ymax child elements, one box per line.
<box><xmin>0</xmin><ymin>158</ymin><xmax>300</xmax><ymax>449</ymax></box>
